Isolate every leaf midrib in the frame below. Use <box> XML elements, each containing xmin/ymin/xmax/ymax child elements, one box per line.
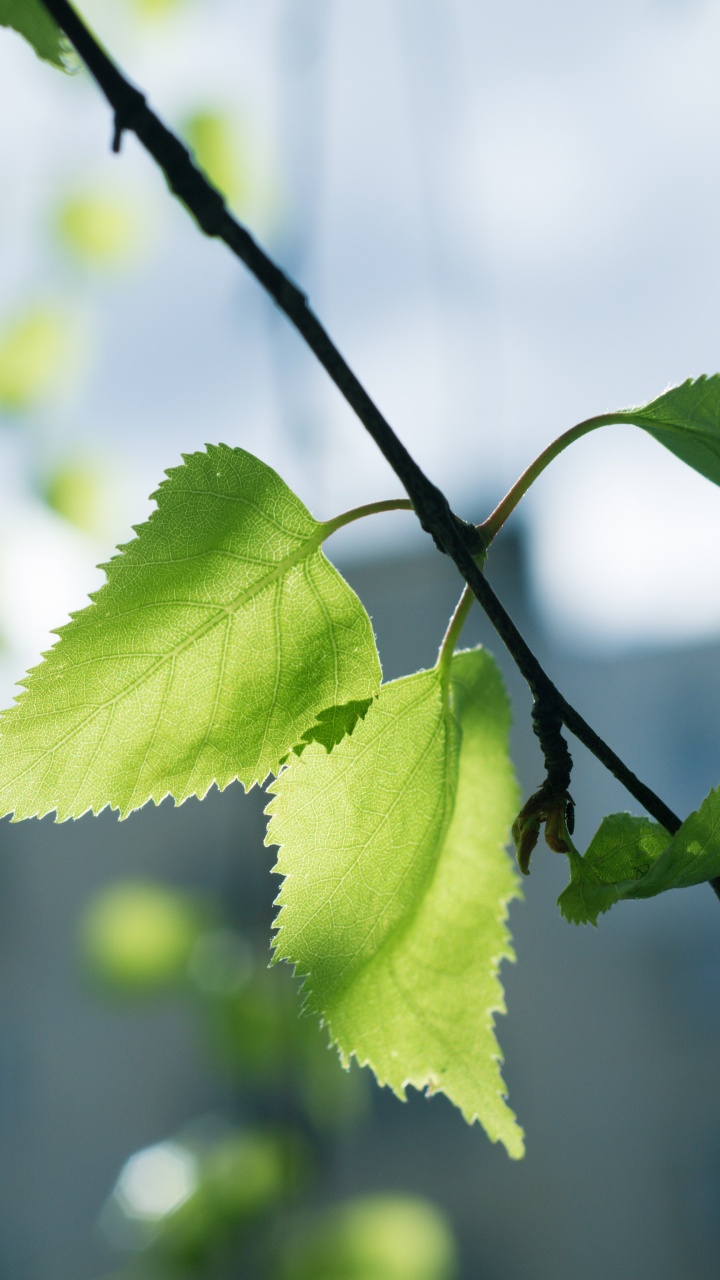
<box><xmin>282</xmin><ymin>675</ymin><xmax>458</xmax><ymax>1009</ymax></box>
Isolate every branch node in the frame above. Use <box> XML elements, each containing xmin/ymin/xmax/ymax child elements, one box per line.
<box><xmin>111</xmin><ymin>86</ymin><xmax>147</xmax><ymax>154</ymax></box>
<box><xmin>512</xmin><ymin>695</ymin><xmax>574</xmax><ymax>875</ymax></box>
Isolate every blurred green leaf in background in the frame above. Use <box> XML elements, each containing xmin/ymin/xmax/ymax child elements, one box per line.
<box><xmin>0</xmin><ymin>308</ymin><xmax>73</xmax><ymax>415</ymax></box>
<box><xmin>278</xmin><ymin>1195</ymin><xmax>457</xmax><ymax>1280</ymax></box>
<box><xmin>56</xmin><ymin>190</ymin><xmax>146</xmax><ymax>269</ymax></box>
<box><xmin>81</xmin><ymin>880</ymin><xmax>208</xmax><ymax>993</ymax></box>
<box><xmin>183</xmin><ymin>110</ymin><xmax>251</xmax><ymax>211</ymax></box>
<box><xmin>83</xmin><ymin>877</ymin><xmax>459</xmax><ymax>1279</ymax></box>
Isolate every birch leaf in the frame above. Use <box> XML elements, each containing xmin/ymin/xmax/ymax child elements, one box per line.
<box><xmin>557</xmin><ymin>813</ymin><xmax>668</xmax><ymax>926</ymax></box>
<box><xmin>0</xmin><ymin>0</ymin><xmax>66</xmax><ymax>66</ymax></box>
<box><xmin>0</xmin><ymin>446</ymin><xmax>380</xmax><ymax>819</ymax></box>
<box><xmin>558</xmin><ymin>794</ymin><xmax>720</xmax><ymax>924</ymax></box>
<box><xmin>617</xmin><ymin>375</ymin><xmax>720</xmax><ymax>486</ymax></box>
<box><xmin>268</xmin><ymin>648</ymin><xmax>524</xmax><ymax>1157</ymax></box>
<box><xmin>624</xmin><ymin>788</ymin><xmax>720</xmax><ymax>898</ymax></box>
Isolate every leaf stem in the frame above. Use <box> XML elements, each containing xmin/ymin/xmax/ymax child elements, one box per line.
<box><xmin>437</xmin><ymin>586</ymin><xmax>474</xmax><ymax>681</ymax></box>
<box><xmin>479</xmin><ymin>414</ymin><xmax>618</xmax><ymax>545</ymax></box>
<box><xmin>321</xmin><ymin>498</ymin><xmax>413</xmax><ymax>539</ymax></box>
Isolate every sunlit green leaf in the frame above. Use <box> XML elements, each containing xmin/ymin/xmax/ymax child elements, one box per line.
<box><xmin>0</xmin><ymin>445</ymin><xmax>381</xmax><ymax>819</ymax></box>
<box><xmin>0</xmin><ymin>308</ymin><xmax>68</xmax><ymax>413</ymax></box>
<box><xmin>617</xmin><ymin>375</ymin><xmax>720</xmax><ymax>487</ymax></box>
<box><xmin>56</xmin><ymin>191</ymin><xmax>143</xmax><ymax>267</ymax></box>
<box><xmin>269</xmin><ymin>648</ymin><xmax>524</xmax><ymax>1156</ymax></box>
<box><xmin>278</xmin><ymin>1194</ymin><xmax>457</xmax><ymax>1280</ymax></box>
<box><xmin>558</xmin><ymin>796</ymin><xmax>720</xmax><ymax>923</ymax></box>
<box><xmin>0</xmin><ymin>0</ymin><xmax>66</xmax><ymax>66</ymax></box>
<box><xmin>558</xmin><ymin>812</ymin><xmax>668</xmax><ymax>925</ymax></box>
<box><xmin>624</xmin><ymin>787</ymin><xmax>720</xmax><ymax>898</ymax></box>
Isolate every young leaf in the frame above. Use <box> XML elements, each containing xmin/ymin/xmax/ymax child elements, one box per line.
<box><xmin>557</xmin><ymin>813</ymin><xmax>668</xmax><ymax>926</ymax></box>
<box><xmin>268</xmin><ymin>648</ymin><xmax>524</xmax><ymax>1158</ymax></box>
<box><xmin>558</xmin><ymin>795</ymin><xmax>720</xmax><ymax>924</ymax></box>
<box><xmin>0</xmin><ymin>0</ymin><xmax>66</xmax><ymax>66</ymax></box>
<box><xmin>0</xmin><ymin>446</ymin><xmax>381</xmax><ymax>820</ymax></box>
<box><xmin>618</xmin><ymin>376</ymin><xmax>720</xmax><ymax>487</ymax></box>
<box><xmin>624</xmin><ymin>787</ymin><xmax>720</xmax><ymax>898</ymax></box>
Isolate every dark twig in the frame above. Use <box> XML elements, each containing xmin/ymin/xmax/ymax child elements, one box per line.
<box><xmin>38</xmin><ymin>0</ymin><xmax>715</xmax><ymax>894</ymax></box>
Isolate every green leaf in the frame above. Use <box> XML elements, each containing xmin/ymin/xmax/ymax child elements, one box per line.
<box><xmin>0</xmin><ymin>445</ymin><xmax>381</xmax><ymax>820</ymax></box>
<box><xmin>624</xmin><ymin>787</ymin><xmax>720</xmax><ymax>898</ymax></box>
<box><xmin>558</xmin><ymin>796</ymin><xmax>720</xmax><ymax>923</ymax></box>
<box><xmin>618</xmin><ymin>375</ymin><xmax>720</xmax><ymax>487</ymax></box>
<box><xmin>557</xmin><ymin>852</ymin><xmax>622</xmax><ymax>927</ymax></box>
<box><xmin>0</xmin><ymin>0</ymin><xmax>66</xmax><ymax>66</ymax></box>
<box><xmin>268</xmin><ymin>648</ymin><xmax>524</xmax><ymax>1157</ymax></box>
<box><xmin>557</xmin><ymin>813</ymin><xmax>668</xmax><ymax>925</ymax></box>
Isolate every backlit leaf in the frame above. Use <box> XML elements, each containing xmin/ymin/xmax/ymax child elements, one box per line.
<box><xmin>557</xmin><ymin>813</ymin><xmax>668</xmax><ymax>926</ymax></box>
<box><xmin>268</xmin><ymin>648</ymin><xmax>524</xmax><ymax>1156</ymax></box>
<box><xmin>558</xmin><ymin>795</ymin><xmax>720</xmax><ymax>923</ymax></box>
<box><xmin>624</xmin><ymin>787</ymin><xmax>720</xmax><ymax>898</ymax></box>
<box><xmin>617</xmin><ymin>375</ymin><xmax>720</xmax><ymax>487</ymax></box>
<box><xmin>0</xmin><ymin>0</ymin><xmax>66</xmax><ymax>66</ymax></box>
<box><xmin>0</xmin><ymin>446</ymin><xmax>381</xmax><ymax>819</ymax></box>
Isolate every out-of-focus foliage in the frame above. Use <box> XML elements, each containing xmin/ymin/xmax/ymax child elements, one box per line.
<box><xmin>86</xmin><ymin>878</ymin><xmax>457</xmax><ymax>1278</ymax></box>
<box><xmin>56</xmin><ymin>191</ymin><xmax>144</xmax><ymax>268</ymax></box>
<box><xmin>104</xmin><ymin>1128</ymin><xmax>299</xmax><ymax>1274</ymax></box>
<box><xmin>0</xmin><ymin>0</ymin><xmax>66</xmax><ymax>66</ymax></box>
<box><xmin>0</xmin><ymin>308</ymin><xmax>70</xmax><ymax>414</ymax></box>
<box><xmin>128</xmin><ymin>0</ymin><xmax>186</xmax><ymax>18</ymax></box>
<box><xmin>277</xmin><ymin>1195</ymin><xmax>457</xmax><ymax>1280</ymax></box>
<box><xmin>184</xmin><ymin>111</ymin><xmax>249</xmax><ymax>209</ymax></box>
<box><xmin>43</xmin><ymin>458</ymin><xmax>105</xmax><ymax>534</ymax></box>
<box><xmin>81</xmin><ymin>881</ymin><xmax>206</xmax><ymax>991</ymax></box>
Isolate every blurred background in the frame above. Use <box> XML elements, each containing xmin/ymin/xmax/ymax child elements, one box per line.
<box><xmin>2</xmin><ymin>0</ymin><xmax>720</xmax><ymax>1275</ymax></box>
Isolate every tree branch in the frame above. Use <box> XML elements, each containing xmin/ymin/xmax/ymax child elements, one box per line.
<box><xmin>39</xmin><ymin>0</ymin><xmax>711</xmax><ymax>889</ymax></box>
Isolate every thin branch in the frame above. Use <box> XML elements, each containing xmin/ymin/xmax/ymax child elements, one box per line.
<box><xmin>39</xmin><ymin>0</ymin><xmax>711</xmax><ymax>889</ymax></box>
